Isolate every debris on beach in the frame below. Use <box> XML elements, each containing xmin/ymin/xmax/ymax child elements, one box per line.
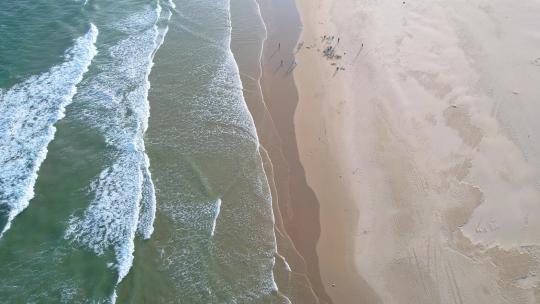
<box><xmin>323</xmin><ymin>46</ymin><xmax>344</xmax><ymax>61</ymax></box>
<box><xmin>323</xmin><ymin>46</ymin><xmax>335</xmax><ymax>58</ymax></box>
<box><xmin>296</xmin><ymin>41</ymin><xmax>304</xmax><ymax>52</ymax></box>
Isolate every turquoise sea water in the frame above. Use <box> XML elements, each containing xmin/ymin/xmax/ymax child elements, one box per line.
<box><xmin>0</xmin><ymin>0</ymin><xmax>290</xmax><ymax>302</ymax></box>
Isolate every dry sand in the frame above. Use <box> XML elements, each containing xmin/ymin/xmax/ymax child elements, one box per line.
<box><xmin>293</xmin><ymin>0</ymin><xmax>540</xmax><ymax>303</ymax></box>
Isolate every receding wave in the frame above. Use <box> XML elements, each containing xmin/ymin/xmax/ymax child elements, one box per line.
<box><xmin>0</xmin><ymin>24</ymin><xmax>98</xmax><ymax>238</ymax></box>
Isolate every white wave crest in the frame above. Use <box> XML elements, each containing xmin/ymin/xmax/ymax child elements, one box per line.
<box><xmin>64</xmin><ymin>3</ymin><xmax>170</xmax><ymax>293</ymax></box>
<box><xmin>0</xmin><ymin>24</ymin><xmax>98</xmax><ymax>238</ymax></box>
<box><xmin>65</xmin><ymin>152</ymin><xmax>144</xmax><ymax>281</ymax></box>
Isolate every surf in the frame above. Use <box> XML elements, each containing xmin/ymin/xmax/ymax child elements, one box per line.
<box><xmin>63</xmin><ymin>1</ymin><xmax>173</xmax><ymax>300</ymax></box>
<box><xmin>0</xmin><ymin>24</ymin><xmax>98</xmax><ymax>238</ymax></box>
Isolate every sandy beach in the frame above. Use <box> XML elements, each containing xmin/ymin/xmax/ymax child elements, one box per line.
<box><xmin>291</xmin><ymin>0</ymin><xmax>540</xmax><ymax>303</ymax></box>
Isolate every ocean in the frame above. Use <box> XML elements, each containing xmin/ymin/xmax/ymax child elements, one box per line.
<box><xmin>0</xmin><ymin>0</ymin><xmax>291</xmax><ymax>302</ymax></box>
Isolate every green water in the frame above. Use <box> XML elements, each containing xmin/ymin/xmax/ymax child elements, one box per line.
<box><xmin>0</xmin><ymin>0</ymin><xmax>292</xmax><ymax>302</ymax></box>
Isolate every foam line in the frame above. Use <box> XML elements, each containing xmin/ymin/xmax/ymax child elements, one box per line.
<box><xmin>210</xmin><ymin>199</ymin><xmax>222</xmax><ymax>237</ymax></box>
<box><xmin>0</xmin><ymin>24</ymin><xmax>98</xmax><ymax>238</ymax></box>
<box><xmin>63</xmin><ymin>3</ymin><xmax>172</xmax><ymax>300</ymax></box>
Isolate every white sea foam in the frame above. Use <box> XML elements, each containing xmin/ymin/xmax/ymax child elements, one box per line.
<box><xmin>210</xmin><ymin>199</ymin><xmax>222</xmax><ymax>237</ymax></box>
<box><xmin>65</xmin><ymin>153</ymin><xmax>144</xmax><ymax>281</ymax></box>
<box><xmin>64</xmin><ymin>3</ymin><xmax>171</xmax><ymax>294</ymax></box>
<box><xmin>137</xmin><ymin>154</ymin><xmax>157</xmax><ymax>239</ymax></box>
<box><xmin>154</xmin><ymin>0</ymin><xmax>174</xmax><ymax>55</ymax></box>
<box><xmin>0</xmin><ymin>24</ymin><xmax>98</xmax><ymax>238</ymax></box>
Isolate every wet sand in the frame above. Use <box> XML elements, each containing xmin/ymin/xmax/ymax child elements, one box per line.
<box><xmin>254</xmin><ymin>0</ymin><xmax>334</xmax><ymax>303</ymax></box>
<box><xmin>230</xmin><ymin>0</ymin><xmax>329</xmax><ymax>302</ymax></box>
<box><xmin>293</xmin><ymin>0</ymin><xmax>540</xmax><ymax>303</ymax></box>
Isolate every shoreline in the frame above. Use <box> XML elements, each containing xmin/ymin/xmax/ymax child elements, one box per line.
<box><xmin>255</xmin><ymin>0</ymin><xmax>334</xmax><ymax>302</ymax></box>
<box><xmin>230</xmin><ymin>0</ymin><xmax>328</xmax><ymax>302</ymax></box>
